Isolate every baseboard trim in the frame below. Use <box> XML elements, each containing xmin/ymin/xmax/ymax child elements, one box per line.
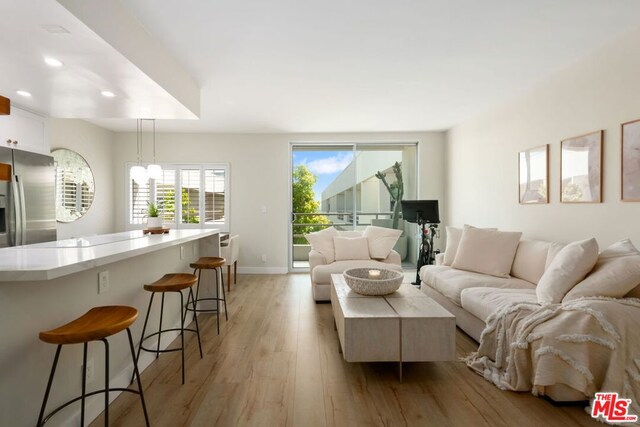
<box><xmin>237</xmin><ymin>267</ymin><xmax>288</xmax><ymax>274</ymax></box>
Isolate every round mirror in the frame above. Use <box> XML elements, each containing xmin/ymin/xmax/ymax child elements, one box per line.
<box><xmin>51</xmin><ymin>149</ymin><xmax>95</xmax><ymax>223</ymax></box>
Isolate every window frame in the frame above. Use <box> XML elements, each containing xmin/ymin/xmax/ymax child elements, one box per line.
<box><xmin>126</xmin><ymin>162</ymin><xmax>230</xmax><ymax>232</ymax></box>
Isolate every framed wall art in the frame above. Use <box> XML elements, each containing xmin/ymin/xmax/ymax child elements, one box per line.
<box><xmin>622</xmin><ymin>119</ymin><xmax>640</xmax><ymax>201</ymax></box>
<box><xmin>560</xmin><ymin>130</ymin><xmax>603</xmax><ymax>203</ymax></box>
<box><xmin>518</xmin><ymin>144</ymin><xmax>548</xmax><ymax>204</ymax></box>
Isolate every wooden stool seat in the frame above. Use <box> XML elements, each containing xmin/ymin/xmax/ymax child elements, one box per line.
<box><xmin>39</xmin><ymin>306</ymin><xmax>138</xmax><ymax>345</ymax></box>
<box><xmin>190</xmin><ymin>256</ymin><xmax>225</xmax><ymax>269</ymax></box>
<box><xmin>143</xmin><ymin>273</ymin><xmax>197</xmax><ymax>292</ymax></box>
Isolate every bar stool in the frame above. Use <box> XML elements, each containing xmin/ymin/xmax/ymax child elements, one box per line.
<box><xmin>135</xmin><ymin>273</ymin><xmax>203</xmax><ymax>385</ymax></box>
<box><xmin>187</xmin><ymin>257</ymin><xmax>228</xmax><ymax>334</ymax></box>
<box><xmin>37</xmin><ymin>305</ymin><xmax>149</xmax><ymax>427</ymax></box>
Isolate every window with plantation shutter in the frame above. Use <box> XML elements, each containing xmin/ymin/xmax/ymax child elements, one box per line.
<box><xmin>127</xmin><ymin>163</ymin><xmax>229</xmax><ymax>231</ymax></box>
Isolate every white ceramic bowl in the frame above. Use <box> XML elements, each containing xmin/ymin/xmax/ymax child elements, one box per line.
<box><xmin>343</xmin><ymin>268</ymin><xmax>403</xmax><ymax>296</ymax></box>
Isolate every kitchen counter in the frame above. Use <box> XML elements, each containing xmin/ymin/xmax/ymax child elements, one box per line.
<box><xmin>0</xmin><ymin>229</ymin><xmax>219</xmax><ymax>281</ymax></box>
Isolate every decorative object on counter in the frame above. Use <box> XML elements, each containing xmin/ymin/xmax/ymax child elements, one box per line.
<box><xmin>51</xmin><ymin>148</ymin><xmax>95</xmax><ymax>223</ymax></box>
<box><xmin>0</xmin><ymin>95</ymin><xmax>9</xmax><ymax>115</ymax></box>
<box><xmin>519</xmin><ymin>145</ymin><xmax>549</xmax><ymax>204</ymax></box>
<box><xmin>622</xmin><ymin>118</ymin><xmax>640</xmax><ymax>201</ymax></box>
<box><xmin>142</xmin><ymin>228</ymin><xmax>170</xmax><ymax>235</ymax></box>
<box><xmin>146</xmin><ymin>202</ymin><xmax>163</xmax><ymax>229</ymax></box>
<box><xmin>343</xmin><ymin>267</ymin><xmax>403</xmax><ymax>296</ymax></box>
<box><xmin>561</xmin><ymin>130</ymin><xmax>603</xmax><ymax>203</ymax></box>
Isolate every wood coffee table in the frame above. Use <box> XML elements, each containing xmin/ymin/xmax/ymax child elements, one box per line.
<box><xmin>330</xmin><ymin>274</ymin><xmax>455</xmax><ymax>380</ymax></box>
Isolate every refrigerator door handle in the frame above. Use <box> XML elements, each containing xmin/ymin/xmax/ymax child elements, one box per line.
<box><xmin>17</xmin><ymin>176</ymin><xmax>27</xmax><ymax>245</ymax></box>
<box><xmin>11</xmin><ymin>177</ymin><xmax>21</xmax><ymax>246</ymax></box>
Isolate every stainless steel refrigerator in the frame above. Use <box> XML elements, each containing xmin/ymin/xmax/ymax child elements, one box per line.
<box><xmin>0</xmin><ymin>146</ymin><xmax>56</xmax><ymax>247</ymax></box>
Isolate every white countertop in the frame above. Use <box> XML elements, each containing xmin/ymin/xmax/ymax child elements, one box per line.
<box><xmin>0</xmin><ymin>229</ymin><xmax>219</xmax><ymax>282</ymax></box>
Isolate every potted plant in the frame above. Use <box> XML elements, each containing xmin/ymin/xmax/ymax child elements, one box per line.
<box><xmin>146</xmin><ymin>202</ymin><xmax>163</xmax><ymax>229</ymax></box>
<box><xmin>374</xmin><ymin>162</ymin><xmax>408</xmax><ymax>260</ymax></box>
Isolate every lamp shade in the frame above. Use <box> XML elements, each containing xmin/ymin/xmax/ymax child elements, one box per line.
<box><xmin>130</xmin><ymin>165</ymin><xmax>148</xmax><ymax>184</ymax></box>
<box><xmin>147</xmin><ymin>164</ymin><xmax>163</xmax><ymax>180</ymax></box>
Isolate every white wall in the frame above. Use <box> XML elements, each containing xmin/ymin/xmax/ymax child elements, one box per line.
<box><xmin>112</xmin><ymin>132</ymin><xmax>446</xmax><ymax>272</ymax></box>
<box><xmin>50</xmin><ymin>119</ymin><xmax>116</xmax><ymax>239</ymax></box>
<box><xmin>447</xmin><ymin>25</ymin><xmax>640</xmax><ymax>247</ymax></box>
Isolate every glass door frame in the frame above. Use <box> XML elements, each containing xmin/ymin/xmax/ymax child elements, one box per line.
<box><xmin>288</xmin><ymin>141</ymin><xmax>420</xmax><ymax>273</ymax></box>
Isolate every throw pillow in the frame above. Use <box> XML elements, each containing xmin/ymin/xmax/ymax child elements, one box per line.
<box><xmin>333</xmin><ymin>237</ymin><xmax>371</xmax><ymax>261</ymax></box>
<box><xmin>363</xmin><ymin>226</ymin><xmax>402</xmax><ymax>260</ymax></box>
<box><xmin>305</xmin><ymin>227</ymin><xmax>339</xmax><ymax>263</ymax></box>
<box><xmin>451</xmin><ymin>227</ymin><xmax>522</xmax><ymax>278</ymax></box>
<box><xmin>563</xmin><ymin>239</ymin><xmax>640</xmax><ymax>301</ymax></box>
<box><xmin>536</xmin><ymin>238</ymin><xmax>599</xmax><ymax>305</ymax></box>
<box><xmin>442</xmin><ymin>226</ymin><xmax>463</xmax><ymax>266</ymax></box>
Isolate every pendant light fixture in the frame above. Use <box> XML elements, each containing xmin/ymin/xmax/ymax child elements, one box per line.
<box><xmin>130</xmin><ymin>119</ymin><xmax>148</xmax><ymax>185</ymax></box>
<box><xmin>146</xmin><ymin>119</ymin><xmax>163</xmax><ymax>180</ymax></box>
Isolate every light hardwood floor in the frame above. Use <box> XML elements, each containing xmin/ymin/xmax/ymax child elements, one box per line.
<box><xmin>92</xmin><ymin>274</ymin><xmax>599</xmax><ymax>427</ymax></box>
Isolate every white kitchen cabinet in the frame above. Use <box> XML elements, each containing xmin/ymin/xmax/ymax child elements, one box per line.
<box><xmin>0</xmin><ymin>107</ymin><xmax>49</xmax><ymax>155</ymax></box>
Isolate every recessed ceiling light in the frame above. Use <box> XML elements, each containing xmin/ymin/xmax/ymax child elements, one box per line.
<box><xmin>44</xmin><ymin>57</ymin><xmax>64</xmax><ymax>67</ymax></box>
<box><xmin>16</xmin><ymin>90</ymin><xmax>32</xmax><ymax>97</ymax></box>
<box><xmin>101</xmin><ymin>91</ymin><xmax>116</xmax><ymax>98</ymax></box>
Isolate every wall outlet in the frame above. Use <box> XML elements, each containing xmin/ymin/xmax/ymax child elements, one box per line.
<box><xmin>261</xmin><ymin>254</ymin><xmax>267</xmax><ymax>263</ymax></box>
<box><xmin>98</xmin><ymin>271</ymin><xmax>109</xmax><ymax>294</ymax></box>
<box><xmin>180</xmin><ymin>246</ymin><xmax>185</xmax><ymax>259</ymax></box>
<box><xmin>83</xmin><ymin>358</ymin><xmax>95</xmax><ymax>383</ymax></box>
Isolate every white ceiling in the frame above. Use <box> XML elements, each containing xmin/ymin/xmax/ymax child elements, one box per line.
<box><xmin>5</xmin><ymin>1</ymin><xmax>640</xmax><ymax>133</ymax></box>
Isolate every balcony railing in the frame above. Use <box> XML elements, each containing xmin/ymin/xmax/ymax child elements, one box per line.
<box><xmin>291</xmin><ymin>211</ymin><xmax>393</xmax><ymax>240</ymax></box>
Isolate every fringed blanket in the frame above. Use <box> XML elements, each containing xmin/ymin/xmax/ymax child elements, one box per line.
<box><xmin>465</xmin><ymin>297</ymin><xmax>640</xmax><ymax>421</ymax></box>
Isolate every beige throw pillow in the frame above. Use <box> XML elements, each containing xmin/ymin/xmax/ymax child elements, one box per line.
<box><xmin>305</xmin><ymin>227</ymin><xmax>339</xmax><ymax>263</ymax></box>
<box><xmin>443</xmin><ymin>226</ymin><xmax>463</xmax><ymax>266</ymax></box>
<box><xmin>563</xmin><ymin>239</ymin><xmax>640</xmax><ymax>301</ymax></box>
<box><xmin>451</xmin><ymin>227</ymin><xmax>522</xmax><ymax>278</ymax></box>
<box><xmin>536</xmin><ymin>238</ymin><xmax>599</xmax><ymax>305</ymax></box>
<box><xmin>363</xmin><ymin>226</ymin><xmax>402</xmax><ymax>260</ymax></box>
<box><xmin>334</xmin><ymin>237</ymin><xmax>371</xmax><ymax>261</ymax></box>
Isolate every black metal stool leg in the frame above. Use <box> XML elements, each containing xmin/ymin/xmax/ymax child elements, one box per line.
<box><xmin>81</xmin><ymin>342</ymin><xmax>88</xmax><ymax>426</ymax></box>
<box><xmin>157</xmin><ymin>292</ymin><xmax>165</xmax><ymax>358</ymax></box>
<box><xmin>188</xmin><ymin>287</ymin><xmax>203</xmax><ymax>358</ymax></box>
<box><xmin>126</xmin><ymin>328</ymin><xmax>150</xmax><ymax>427</ymax></box>
<box><xmin>215</xmin><ymin>267</ymin><xmax>220</xmax><ymax>334</ymax></box>
<box><xmin>102</xmin><ymin>338</ymin><xmax>110</xmax><ymax>426</ymax></box>
<box><xmin>179</xmin><ymin>290</ymin><xmax>186</xmax><ymax>384</ymax></box>
<box><xmin>220</xmin><ymin>268</ymin><xmax>228</xmax><ymax>321</ymax></box>
<box><xmin>37</xmin><ymin>345</ymin><xmax>62</xmax><ymax>427</ymax></box>
<box><xmin>133</xmin><ymin>292</ymin><xmax>155</xmax><ymax>385</ymax></box>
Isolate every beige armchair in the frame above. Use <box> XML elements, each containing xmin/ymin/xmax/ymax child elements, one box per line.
<box><xmin>220</xmin><ymin>235</ymin><xmax>240</xmax><ymax>291</ymax></box>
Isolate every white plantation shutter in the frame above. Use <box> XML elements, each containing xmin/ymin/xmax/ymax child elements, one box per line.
<box><xmin>127</xmin><ymin>163</ymin><xmax>228</xmax><ymax>230</ymax></box>
<box><xmin>130</xmin><ymin>175</ymin><xmax>150</xmax><ymax>225</ymax></box>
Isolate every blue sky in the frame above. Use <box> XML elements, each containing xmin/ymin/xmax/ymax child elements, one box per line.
<box><xmin>293</xmin><ymin>150</ymin><xmax>354</xmax><ymax>202</ymax></box>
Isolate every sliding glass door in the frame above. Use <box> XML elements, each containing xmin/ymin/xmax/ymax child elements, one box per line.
<box><xmin>290</xmin><ymin>143</ymin><xmax>417</xmax><ymax>271</ymax></box>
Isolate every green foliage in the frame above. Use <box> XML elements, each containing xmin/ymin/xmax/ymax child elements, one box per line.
<box><xmin>375</xmin><ymin>161</ymin><xmax>404</xmax><ymax>230</ymax></box>
<box><xmin>292</xmin><ymin>165</ymin><xmax>330</xmax><ymax>244</ymax></box>
<box><xmin>147</xmin><ymin>202</ymin><xmax>160</xmax><ymax>218</ymax></box>
<box><xmin>181</xmin><ymin>189</ymin><xmax>200</xmax><ymax>223</ymax></box>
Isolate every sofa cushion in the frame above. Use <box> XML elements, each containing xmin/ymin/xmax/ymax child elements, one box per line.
<box><xmin>306</xmin><ymin>227</ymin><xmax>339</xmax><ymax>263</ymax></box>
<box><xmin>536</xmin><ymin>238</ymin><xmax>599</xmax><ymax>305</ymax></box>
<box><xmin>461</xmin><ymin>288</ymin><xmax>538</xmax><ymax>322</ymax></box>
<box><xmin>443</xmin><ymin>226</ymin><xmax>463</xmax><ymax>266</ymax></box>
<box><xmin>312</xmin><ymin>260</ymin><xmax>403</xmax><ymax>285</ymax></box>
<box><xmin>452</xmin><ymin>227</ymin><xmax>522</xmax><ymax>278</ymax></box>
<box><xmin>420</xmin><ymin>265</ymin><xmax>535</xmax><ymax>306</ymax></box>
<box><xmin>511</xmin><ymin>239</ymin><xmax>553</xmax><ymax>284</ymax></box>
<box><xmin>363</xmin><ymin>226</ymin><xmax>402</xmax><ymax>260</ymax></box>
<box><xmin>338</xmin><ymin>230</ymin><xmax>362</xmax><ymax>238</ymax></box>
<box><xmin>333</xmin><ymin>237</ymin><xmax>370</xmax><ymax>261</ymax></box>
<box><xmin>564</xmin><ymin>239</ymin><xmax>640</xmax><ymax>301</ymax></box>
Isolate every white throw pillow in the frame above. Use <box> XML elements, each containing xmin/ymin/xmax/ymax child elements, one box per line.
<box><xmin>451</xmin><ymin>227</ymin><xmax>522</xmax><ymax>278</ymax></box>
<box><xmin>363</xmin><ymin>226</ymin><xmax>402</xmax><ymax>260</ymax></box>
<box><xmin>563</xmin><ymin>239</ymin><xmax>640</xmax><ymax>301</ymax></box>
<box><xmin>333</xmin><ymin>237</ymin><xmax>371</xmax><ymax>261</ymax></box>
<box><xmin>443</xmin><ymin>226</ymin><xmax>463</xmax><ymax>266</ymax></box>
<box><xmin>305</xmin><ymin>227</ymin><xmax>339</xmax><ymax>263</ymax></box>
<box><xmin>338</xmin><ymin>230</ymin><xmax>362</xmax><ymax>238</ymax></box>
<box><xmin>536</xmin><ymin>238</ymin><xmax>599</xmax><ymax>305</ymax></box>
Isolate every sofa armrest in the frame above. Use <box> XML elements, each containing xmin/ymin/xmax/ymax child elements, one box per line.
<box><xmin>382</xmin><ymin>250</ymin><xmax>401</xmax><ymax>266</ymax></box>
<box><xmin>435</xmin><ymin>253</ymin><xmax>445</xmax><ymax>265</ymax></box>
<box><xmin>309</xmin><ymin>249</ymin><xmax>327</xmax><ymax>271</ymax></box>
